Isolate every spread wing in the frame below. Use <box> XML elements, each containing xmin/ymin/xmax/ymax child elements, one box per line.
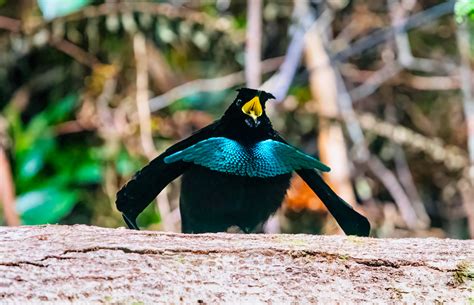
<box><xmin>272</xmin><ymin>133</ymin><xmax>370</xmax><ymax>236</ymax></box>
<box><xmin>116</xmin><ymin>121</ymin><xmax>220</xmax><ymax>229</ymax></box>
<box><xmin>164</xmin><ymin>137</ymin><xmax>330</xmax><ymax>177</ymax></box>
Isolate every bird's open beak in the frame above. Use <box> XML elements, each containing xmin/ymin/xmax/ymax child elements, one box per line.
<box><xmin>241</xmin><ymin>96</ymin><xmax>263</xmax><ymax>122</ymax></box>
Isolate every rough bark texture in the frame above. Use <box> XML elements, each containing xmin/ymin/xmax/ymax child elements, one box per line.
<box><xmin>0</xmin><ymin>225</ymin><xmax>473</xmax><ymax>304</ymax></box>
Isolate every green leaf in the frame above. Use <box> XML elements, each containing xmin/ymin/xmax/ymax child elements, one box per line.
<box><xmin>116</xmin><ymin>149</ymin><xmax>142</xmax><ymax>176</ymax></box>
<box><xmin>38</xmin><ymin>0</ymin><xmax>91</xmax><ymax>20</ymax></box>
<box><xmin>455</xmin><ymin>0</ymin><xmax>474</xmax><ymax>22</ymax></box>
<box><xmin>45</xmin><ymin>94</ymin><xmax>77</xmax><ymax>124</ymax></box>
<box><xmin>18</xmin><ymin>115</ymin><xmax>51</xmax><ymax>152</ymax></box>
<box><xmin>74</xmin><ymin>162</ymin><xmax>103</xmax><ymax>184</ymax></box>
<box><xmin>16</xmin><ymin>137</ymin><xmax>55</xmax><ymax>181</ymax></box>
<box><xmin>16</xmin><ymin>187</ymin><xmax>79</xmax><ymax>225</ymax></box>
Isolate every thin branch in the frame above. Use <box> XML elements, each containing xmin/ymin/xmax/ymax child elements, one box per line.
<box><xmin>261</xmin><ymin>2</ymin><xmax>321</xmax><ymax>102</ymax></box>
<box><xmin>394</xmin><ymin>146</ymin><xmax>430</xmax><ymax>228</ymax></box>
<box><xmin>349</xmin><ymin>62</ymin><xmax>402</xmax><ymax>102</ymax></box>
<box><xmin>133</xmin><ymin>33</ymin><xmax>155</xmax><ymax>159</ymax></box>
<box><xmin>457</xmin><ymin>22</ymin><xmax>474</xmax><ymax>176</ymax></box>
<box><xmin>367</xmin><ymin>156</ymin><xmax>420</xmax><ymax>229</ymax></box>
<box><xmin>456</xmin><ymin>19</ymin><xmax>474</xmax><ymax>238</ymax></box>
<box><xmin>357</xmin><ymin>112</ymin><xmax>469</xmax><ymax>172</ymax></box>
<box><xmin>389</xmin><ymin>0</ymin><xmax>456</xmax><ymax>74</ymax></box>
<box><xmin>148</xmin><ymin>56</ymin><xmax>284</xmax><ymax>112</ymax></box>
<box><xmin>146</xmin><ymin>41</ymin><xmax>179</xmax><ymax>92</ymax></box>
<box><xmin>332</xmin><ymin>0</ymin><xmax>456</xmax><ymax>62</ymax></box>
<box><xmin>0</xmin><ymin>148</ymin><xmax>19</xmax><ymax>226</ymax></box>
<box><xmin>50</xmin><ymin>39</ymin><xmax>100</xmax><ymax>68</ymax></box>
<box><xmin>334</xmin><ymin>61</ymin><xmax>420</xmax><ymax>229</ymax></box>
<box><xmin>400</xmin><ymin>74</ymin><xmax>460</xmax><ymax>90</ymax></box>
<box><xmin>385</xmin><ymin>103</ymin><xmax>430</xmax><ymax>228</ymax></box>
<box><xmin>53</xmin><ymin>120</ymin><xmax>95</xmax><ymax>135</ymax></box>
<box><xmin>134</xmin><ymin>33</ymin><xmax>177</xmax><ymax>231</ymax></box>
<box><xmin>0</xmin><ymin>16</ymin><xmax>21</xmax><ymax>32</ymax></box>
<box><xmin>245</xmin><ymin>0</ymin><xmax>262</xmax><ymax>88</ymax></box>
<box><xmin>342</xmin><ymin>65</ymin><xmax>460</xmax><ymax>91</ymax></box>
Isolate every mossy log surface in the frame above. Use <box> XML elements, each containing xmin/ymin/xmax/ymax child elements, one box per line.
<box><xmin>0</xmin><ymin>225</ymin><xmax>473</xmax><ymax>304</ymax></box>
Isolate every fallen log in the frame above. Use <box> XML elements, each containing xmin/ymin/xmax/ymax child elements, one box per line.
<box><xmin>0</xmin><ymin>225</ymin><xmax>472</xmax><ymax>304</ymax></box>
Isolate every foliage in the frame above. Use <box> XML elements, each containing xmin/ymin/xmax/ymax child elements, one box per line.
<box><xmin>38</xmin><ymin>0</ymin><xmax>90</xmax><ymax>20</ymax></box>
<box><xmin>6</xmin><ymin>95</ymin><xmax>96</xmax><ymax>224</ymax></box>
<box><xmin>455</xmin><ymin>0</ymin><xmax>474</xmax><ymax>22</ymax></box>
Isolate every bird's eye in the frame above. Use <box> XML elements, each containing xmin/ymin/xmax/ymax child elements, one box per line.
<box><xmin>236</xmin><ymin>99</ymin><xmax>243</xmax><ymax>106</ymax></box>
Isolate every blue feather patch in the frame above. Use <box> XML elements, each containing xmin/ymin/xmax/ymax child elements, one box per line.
<box><xmin>164</xmin><ymin>137</ymin><xmax>330</xmax><ymax>177</ymax></box>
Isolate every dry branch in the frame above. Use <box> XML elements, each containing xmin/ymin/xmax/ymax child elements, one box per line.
<box><xmin>245</xmin><ymin>0</ymin><xmax>262</xmax><ymax>88</ymax></box>
<box><xmin>0</xmin><ymin>148</ymin><xmax>19</xmax><ymax>226</ymax></box>
<box><xmin>1</xmin><ymin>225</ymin><xmax>472</xmax><ymax>304</ymax></box>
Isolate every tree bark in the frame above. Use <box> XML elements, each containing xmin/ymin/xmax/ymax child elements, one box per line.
<box><xmin>0</xmin><ymin>225</ymin><xmax>472</xmax><ymax>304</ymax></box>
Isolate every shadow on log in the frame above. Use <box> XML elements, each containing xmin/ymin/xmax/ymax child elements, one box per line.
<box><xmin>0</xmin><ymin>225</ymin><xmax>472</xmax><ymax>303</ymax></box>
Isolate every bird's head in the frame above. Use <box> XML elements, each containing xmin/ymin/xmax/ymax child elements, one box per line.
<box><xmin>223</xmin><ymin>88</ymin><xmax>275</xmax><ymax>129</ymax></box>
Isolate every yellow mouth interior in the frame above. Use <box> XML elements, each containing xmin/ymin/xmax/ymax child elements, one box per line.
<box><xmin>241</xmin><ymin>96</ymin><xmax>262</xmax><ymax>121</ymax></box>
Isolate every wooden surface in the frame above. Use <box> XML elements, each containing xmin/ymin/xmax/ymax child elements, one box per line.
<box><xmin>0</xmin><ymin>225</ymin><xmax>473</xmax><ymax>304</ymax></box>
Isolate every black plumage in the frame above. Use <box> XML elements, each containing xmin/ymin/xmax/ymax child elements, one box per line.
<box><xmin>116</xmin><ymin>88</ymin><xmax>370</xmax><ymax>236</ymax></box>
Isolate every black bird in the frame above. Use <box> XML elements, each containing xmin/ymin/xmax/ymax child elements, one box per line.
<box><xmin>116</xmin><ymin>88</ymin><xmax>370</xmax><ymax>236</ymax></box>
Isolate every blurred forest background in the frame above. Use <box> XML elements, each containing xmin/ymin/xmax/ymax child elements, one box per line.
<box><xmin>0</xmin><ymin>0</ymin><xmax>473</xmax><ymax>238</ymax></box>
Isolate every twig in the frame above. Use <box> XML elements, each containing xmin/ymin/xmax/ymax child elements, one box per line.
<box><xmin>333</xmin><ymin>57</ymin><xmax>420</xmax><ymax>229</ymax></box>
<box><xmin>146</xmin><ymin>41</ymin><xmax>179</xmax><ymax>92</ymax></box>
<box><xmin>385</xmin><ymin>103</ymin><xmax>430</xmax><ymax>228</ymax></box>
<box><xmin>245</xmin><ymin>0</ymin><xmax>262</xmax><ymax>88</ymax></box>
<box><xmin>456</xmin><ymin>19</ymin><xmax>474</xmax><ymax>237</ymax></box>
<box><xmin>261</xmin><ymin>2</ymin><xmax>320</xmax><ymax>102</ymax></box>
<box><xmin>457</xmin><ymin>22</ymin><xmax>474</xmax><ymax>177</ymax></box>
<box><xmin>349</xmin><ymin>63</ymin><xmax>403</xmax><ymax>102</ymax></box>
<box><xmin>50</xmin><ymin>39</ymin><xmax>100</xmax><ymax>68</ymax></box>
<box><xmin>400</xmin><ymin>74</ymin><xmax>460</xmax><ymax>90</ymax></box>
<box><xmin>53</xmin><ymin>120</ymin><xmax>95</xmax><ymax>135</ymax></box>
<box><xmin>367</xmin><ymin>156</ymin><xmax>420</xmax><ymax>229</ymax></box>
<box><xmin>357</xmin><ymin>112</ymin><xmax>468</xmax><ymax>171</ymax></box>
<box><xmin>0</xmin><ymin>148</ymin><xmax>19</xmax><ymax>226</ymax></box>
<box><xmin>332</xmin><ymin>0</ymin><xmax>456</xmax><ymax>62</ymax></box>
<box><xmin>133</xmin><ymin>33</ymin><xmax>155</xmax><ymax>159</ymax></box>
<box><xmin>0</xmin><ymin>16</ymin><xmax>21</xmax><ymax>32</ymax></box>
<box><xmin>332</xmin><ymin>5</ymin><xmax>384</xmax><ymax>51</ymax></box>
<box><xmin>341</xmin><ymin>65</ymin><xmax>459</xmax><ymax>91</ymax></box>
<box><xmin>148</xmin><ymin>56</ymin><xmax>283</xmax><ymax>112</ymax></box>
<box><xmin>389</xmin><ymin>0</ymin><xmax>456</xmax><ymax>74</ymax></box>
<box><xmin>394</xmin><ymin>146</ymin><xmax>430</xmax><ymax>228</ymax></box>
<box><xmin>134</xmin><ymin>33</ymin><xmax>177</xmax><ymax>231</ymax></box>
<box><xmin>95</xmin><ymin>75</ymin><xmax>117</xmax><ymax>138</ymax></box>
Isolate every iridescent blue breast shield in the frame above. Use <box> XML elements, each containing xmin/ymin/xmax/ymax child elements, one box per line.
<box><xmin>164</xmin><ymin>137</ymin><xmax>330</xmax><ymax>178</ymax></box>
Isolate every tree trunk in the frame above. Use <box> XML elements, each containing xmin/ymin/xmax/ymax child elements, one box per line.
<box><xmin>0</xmin><ymin>225</ymin><xmax>472</xmax><ymax>304</ymax></box>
